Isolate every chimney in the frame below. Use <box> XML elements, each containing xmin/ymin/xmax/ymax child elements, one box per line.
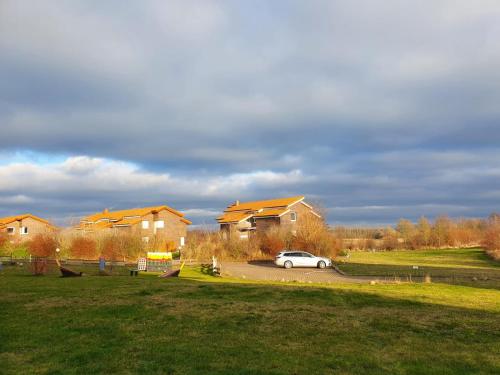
<box><xmin>234</xmin><ymin>200</ymin><xmax>240</xmax><ymax>206</ymax></box>
<box><xmin>103</xmin><ymin>208</ymin><xmax>109</xmax><ymax>214</ymax></box>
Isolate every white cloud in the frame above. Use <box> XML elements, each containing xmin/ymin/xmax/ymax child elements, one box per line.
<box><xmin>0</xmin><ymin>156</ymin><xmax>311</xmax><ymax>221</ymax></box>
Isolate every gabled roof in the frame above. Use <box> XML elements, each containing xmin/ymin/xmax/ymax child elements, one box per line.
<box><xmin>217</xmin><ymin>196</ymin><xmax>317</xmax><ymax>224</ymax></box>
<box><xmin>80</xmin><ymin>204</ymin><xmax>192</xmax><ymax>229</ymax></box>
<box><xmin>253</xmin><ymin>208</ymin><xmax>290</xmax><ymax>218</ymax></box>
<box><xmin>216</xmin><ymin>211</ymin><xmax>254</xmax><ymax>224</ymax></box>
<box><xmin>225</xmin><ymin>196</ymin><xmax>304</xmax><ymax>212</ymax></box>
<box><xmin>84</xmin><ymin>205</ymin><xmax>185</xmax><ymax>223</ymax></box>
<box><xmin>0</xmin><ymin>214</ymin><xmax>52</xmax><ymax>227</ymax></box>
<box><xmin>112</xmin><ymin>217</ymin><xmax>143</xmax><ymax>227</ymax></box>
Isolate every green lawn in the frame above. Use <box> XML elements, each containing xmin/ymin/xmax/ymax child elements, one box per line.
<box><xmin>1</xmin><ymin>263</ymin><xmax>500</xmax><ymax>374</ymax></box>
<box><xmin>337</xmin><ymin>248</ymin><xmax>500</xmax><ymax>288</ymax></box>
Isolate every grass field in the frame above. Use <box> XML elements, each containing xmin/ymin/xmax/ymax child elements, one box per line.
<box><xmin>1</xmin><ymin>261</ymin><xmax>500</xmax><ymax>375</ymax></box>
<box><xmin>337</xmin><ymin>248</ymin><xmax>500</xmax><ymax>288</ymax></box>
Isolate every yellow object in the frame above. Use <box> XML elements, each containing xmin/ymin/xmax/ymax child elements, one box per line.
<box><xmin>147</xmin><ymin>252</ymin><xmax>172</xmax><ymax>260</ymax></box>
<box><xmin>179</xmin><ymin>261</ymin><xmax>185</xmax><ymax>271</ymax></box>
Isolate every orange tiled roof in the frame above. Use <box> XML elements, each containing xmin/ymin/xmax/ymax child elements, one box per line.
<box><xmin>111</xmin><ymin>217</ymin><xmax>143</xmax><ymax>227</ymax></box>
<box><xmin>253</xmin><ymin>208</ymin><xmax>290</xmax><ymax>218</ymax></box>
<box><xmin>225</xmin><ymin>196</ymin><xmax>304</xmax><ymax>212</ymax></box>
<box><xmin>80</xmin><ymin>204</ymin><xmax>191</xmax><ymax>229</ymax></box>
<box><xmin>216</xmin><ymin>211</ymin><xmax>254</xmax><ymax>224</ymax></box>
<box><xmin>217</xmin><ymin>196</ymin><xmax>308</xmax><ymax>223</ymax></box>
<box><xmin>0</xmin><ymin>214</ymin><xmax>52</xmax><ymax>226</ymax></box>
<box><xmin>180</xmin><ymin>217</ymin><xmax>192</xmax><ymax>225</ymax></box>
<box><xmin>85</xmin><ymin>205</ymin><xmax>184</xmax><ymax>222</ymax></box>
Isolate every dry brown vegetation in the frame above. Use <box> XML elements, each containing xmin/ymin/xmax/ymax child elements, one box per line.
<box><xmin>0</xmin><ymin>232</ymin><xmax>8</xmax><ymax>248</ymax></box>
<box><xmin>69</xmin><ymin>236</ymin><xmax>98</xmax><ymax>259</ymax></box>
<box><xmin>27</xmin><ymin>233</ymin><xmax>59</xmax><ymax>258</ymax></box>
<box><xmin>482</xmin><ymin>214</ymin><xmax>500</xmax><ymax>260</ymax></box>
<box><xmin>184</xmin><ymin>213</ymin><xmax>340</xmax><ymax>261</ymax></box>
<box><xmin>2</xmin><ymin>212</ymin><xmax>500</xmax><ymax>263</ymax></box>
<box><xmin>338</xmin><ymin>215</ymin><xmax>493</xmax><ymax>252</ymax></box>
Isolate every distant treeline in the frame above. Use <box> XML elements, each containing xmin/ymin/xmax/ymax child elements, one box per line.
<box><xmin>333</xmin><ymin>213</ymin><xmax>500</xmax><ymax>260</ymax></box>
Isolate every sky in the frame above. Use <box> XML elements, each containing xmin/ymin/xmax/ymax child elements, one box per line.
<box><xmin>1</xmin><ymin>0</ymin><xmax>500</xmax><ymax>227</ymax></box>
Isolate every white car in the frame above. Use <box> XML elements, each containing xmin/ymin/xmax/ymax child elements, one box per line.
<box><xmin>275</xmin><ymin>251</ymin><xmax>332</xmax><ymax>269</ymax></box>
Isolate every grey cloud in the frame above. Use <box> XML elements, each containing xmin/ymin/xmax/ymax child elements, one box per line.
<box><xmin>1</xmin><ymin>1</ymin><xmax>500</xmax><ymax>225</ymax></box>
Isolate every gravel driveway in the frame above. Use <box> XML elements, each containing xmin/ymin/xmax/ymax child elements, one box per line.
<box><xmin>221</xmin><ymin>261</ymin><xmax>370</xmax><ymax>283</ymax></box>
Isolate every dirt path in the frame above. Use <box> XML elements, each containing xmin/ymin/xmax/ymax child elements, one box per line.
<box><xmin>221</xmin><ymin>261</ymin><xmax>373</xmax><ymax>283</ymax></box>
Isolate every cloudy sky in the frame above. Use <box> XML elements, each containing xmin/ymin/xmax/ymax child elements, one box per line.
<box><xmin>1</xmin><ymin>0</ymin><xmax>500</xmax><ymax>227</ymax></box>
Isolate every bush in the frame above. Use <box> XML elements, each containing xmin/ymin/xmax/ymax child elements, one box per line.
<box><xmin>97</xmin><ymin>234</ymin><xmax>145</xmax><ymax>262</ymax></box>
<box><xmin>258</xmin><ymin>227</ymin><xmax>289</xmax><ymax>257</ymax></box>
<box><xmin>27</xmin><ymin>234</ymin><xmax>58</xmax><ymax>258</ymax></box>
<box><xmin>260</xmin><ymin>234</ymin><xmax>284</xmax><ymax>256</ymax></box>
<box><xmin>0</xmin><ymin>232</ymin><xmax>8</xmax><ymax>250</ymax></box>
<box><xmin>292</xmin><ymin>214</ymin><xmax>341</xmax><ymax>258</ymax></box>
<box><xmin>69</xmin><ymin>237</ymin><xmax>98</xmax><ymax>259</ymax></box>
<box><xmin>382</xmin><ymin>228</ymin><xmax>399</xmax><ymax>250</ymax></box>
<box><xmin>482</xmin><ymin>222</ymin><xmax>500</xmax><ymax>261</ymax></box>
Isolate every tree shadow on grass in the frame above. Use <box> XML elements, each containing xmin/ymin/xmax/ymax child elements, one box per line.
<box><xmin>337</xmin><ymin>262</ymin><xmax>500</xmax><ymax>290</ymax></box>
<box><xmin>1</xmin><ymin>272</ymin><xmax>500</xmax><ymax>375</ymax></box>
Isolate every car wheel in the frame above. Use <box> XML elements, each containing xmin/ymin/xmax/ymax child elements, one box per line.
<box><xmin>284</xmin><ymin>261</ymin><xmax>293</xmax><ymax>269</ymax></box>
<box><xmin>318</xmin><ymin>261</ymin><xmax>326</xmax><ymax>269</ymax></box>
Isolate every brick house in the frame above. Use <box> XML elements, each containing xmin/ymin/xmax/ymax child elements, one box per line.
<box><xmin>0</xmin><ymin>214</ymin><xmax>55</xmax><ymax>242</ymax></box>
<box><xmin>77</xmin><ymin>205</ymin><xmax>191</xmax><ymax>248</ymax></box>
<box><xmin>217</xmin><ymin>196</ymin><xmax>321</xmax><ymax>239</ymax></box>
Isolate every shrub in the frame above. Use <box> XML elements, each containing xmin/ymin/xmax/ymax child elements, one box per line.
<box><xmin>258</xmin><ymin>226</ymin><xmax>291</xmax><ymax>257</ymax></box>
<box><xmin>27</xmin><ymin>234</ymin><xmax>58</xmax><ymax>258</ymax></box>
<box><xmin>69</xmin><ymin>236</ymin><xmax>98</xmax><ymax>259</ymax></box>
<box><xmin>258</xmin><ymin>232</ymin><xmax>284</xmax><ymax>256</ymax></box>
<box><xmin>86</xmin><ymin>234</ymin><xmax>144</xmax><ymax>262</ymax></box>
<box><xmin>292</xmin><ymin>214</ymin><xmax>341</xmax><ymax>258</ymax></box>
<box><xmin>381</xmin><ymin>227</ymin><xmax>399</xmax><ymax>250</ymax></box>
<box><xmin>482</xmin><ymin>222</ymin><xmax>500</xmax><ymax>261</ymax></box>
<box><xmin>0</xmin><ymin>232</ymin><xmax>8</xmax><ymax>250</ymax></box>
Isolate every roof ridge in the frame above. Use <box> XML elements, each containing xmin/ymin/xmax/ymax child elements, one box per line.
<box><xmin>224</xmin><ymin>196</ymin><xmax>305</xmax><ymax>212</ymax></box>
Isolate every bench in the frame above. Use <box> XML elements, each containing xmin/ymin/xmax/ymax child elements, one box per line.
<box><xmin>129</xmin><ymin>269</ymin><xmax>139</xmax><ymax>276</ymax></box>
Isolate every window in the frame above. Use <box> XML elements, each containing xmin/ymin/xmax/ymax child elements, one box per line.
<box><xmin>7</xmin><ymin>227</ymin><xmax>15</xmax><ymax>234</ymax></box>
<box><xmin>20</xmin><ymin>227</ymin><xmax>28</xmax><ymax>235</ymax></box>
<box><xmin>142</xmin><ymin>220</ymin><xmax>149</xmax><ymax>229</ymax></box>
<box><xmin>180</xmin><ymin>237</ymin><xmax>185</xmax><ymax>247</ymax></box>
<box><xmin>290</xmin><ymin>212</ymin><xmax>297</xmax><ymax>222</ymax></box>
<box><xmin>142</xmin><ymin>236</ymin><xmax>149</xmax><ymax>243</ymax></box>
<box><xmin>240</xmin><ymin>233</ymin><xmax>248</xmax><ymax>239</ymax></box>
<box><xmin>154</xmin><ymin>220</ymin><xmax>164</xmax><ymax>229</ymax></box>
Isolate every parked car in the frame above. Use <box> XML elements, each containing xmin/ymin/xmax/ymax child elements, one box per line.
<box><xmin>275</xmin><ymin>251</ymin><xmax>332</xmax><ymax>269</ymax></box>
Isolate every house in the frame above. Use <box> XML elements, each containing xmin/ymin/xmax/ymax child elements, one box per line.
<box><xmin>217</xmin><ymin>196</ymin><xmax>321</xmax><ymax>239</ymax></box>
<box><xmin>0</xmin><ymin>214</ymin><xmax>55</xmax><ymax>242</ymax></box>
<box><xmin>77</xmin><ymin>205</ymin><xmax>191</xmax><ymax>247</ymax></box>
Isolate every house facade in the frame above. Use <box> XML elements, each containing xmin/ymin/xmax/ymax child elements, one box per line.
<box><xmin>217</xmin><ymin>196</ymin><xmax>321</xmax><ymax>239</ymax></box>
<box><xmin>77</xmin><ymin>205</ymin><xmax>191</xmax><ymax>248</ymax></box>
<box><xmin>0</xmin><ymin>214</ymin><xmax>55</xmax><ymax>242</ymax></box>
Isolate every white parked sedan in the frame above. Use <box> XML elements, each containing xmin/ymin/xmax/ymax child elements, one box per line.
<box><xmin>275</xmin><ymin>251</ymin><xmax>332</xmax><ymax>269</ymax></box>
